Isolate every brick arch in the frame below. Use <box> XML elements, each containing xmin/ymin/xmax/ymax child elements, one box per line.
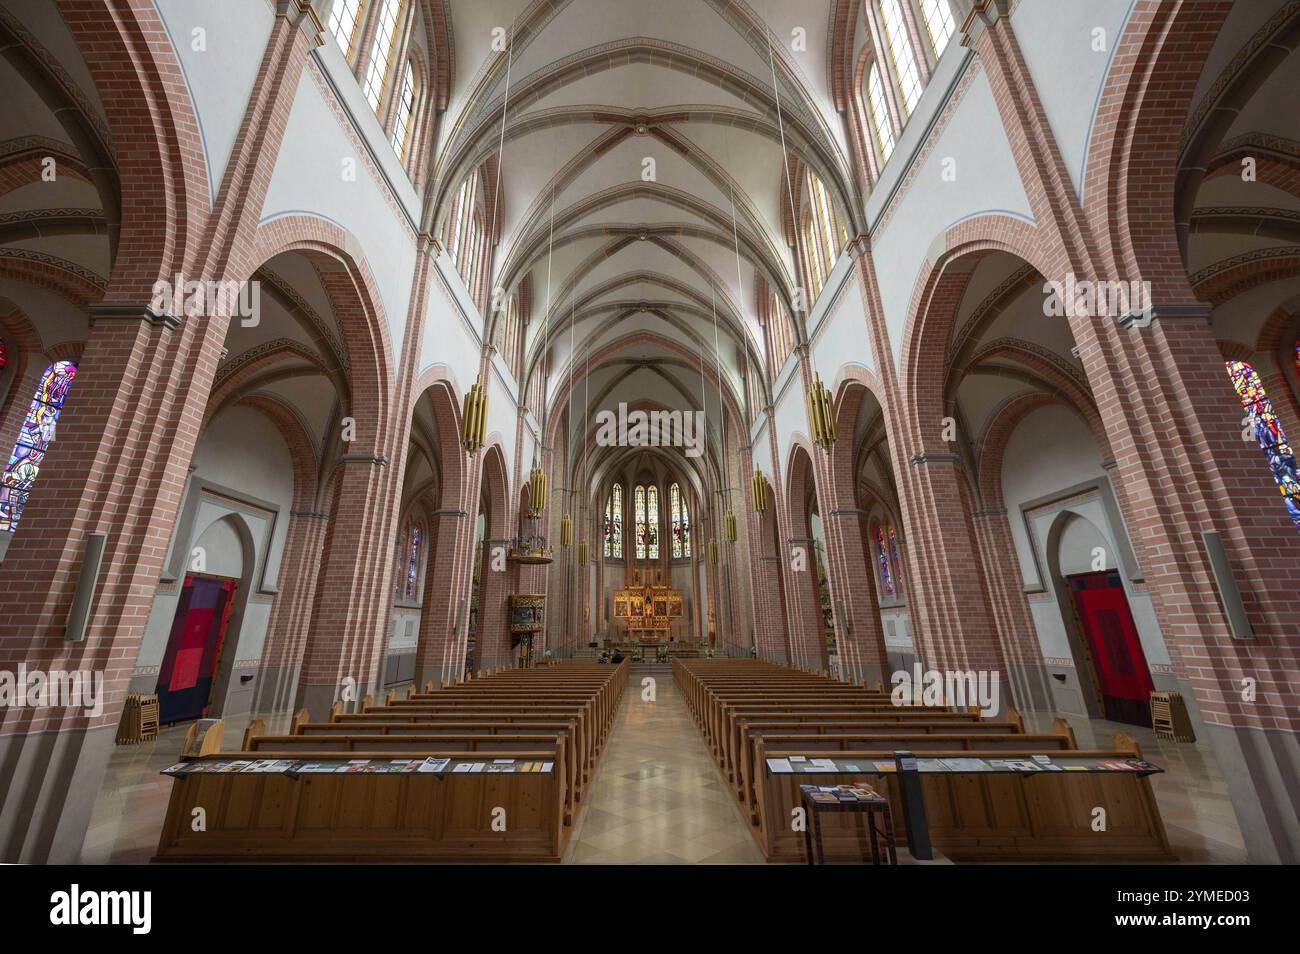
<box><xmin>975</xmin><ymin>392</ymin><xmax>1067</xmax><ymax>511</ymax></box>
<box><xmin>956</xmin><ymin>339</ymin><xmax>1109</xmax><ymax>455</ymax></box>
<box><xmin>246</xmin><ymin>215</ymin><xmax>396</xmax><ymax>456</ymax></box>
<box><xmin>58</xmin><ymin>0</ymin><xmax>210</xmax><ymax>300</ymax></box>
<box><xmin>410</xmin><ymin>365</ymin><xmax>468</xmax><ymax>512</ymax></box>
<box><xmin>0</xmin><ymin>249</ymin><xmax>106</xmax><ymax>309</ymax></box>
<box><xmin>897</xmin><ymin>214</ymin><xmax>1050</xmax><ymax>450</ymax></box>
<box><xmin>202</xmin><ymin>339</ymin><xmax>330</xmax><ymax>428</ymax></box>
<box><xmin>784</xmin><ymin>437</ymin><xmax>827</xmax><ymax>670</ymax></box>
<box><xmin>829</xmin><ymin>370</ymin><xmax>892</xmax><ymax>506</ymax></box>
<box><xmin>1192</xmin><ymin>248</ymin><xmax>1300</xmax><ymax>308</ymax></box>
<box><xmin>233</xmin><ymin>392</ymin><xmax>319</xmax><ymax>512</ymax></box>
<box><xmin>473</xmin><ymin>439</ymin><xmax>513</xmax><ymax>669</ymax></box>
<box><xmin>1082</xmin><ymin>0</ymin><xmax>1234</xmax><ymax>299</ymax></box>
<box><xmin>542</xmin><ymin>329</ymin><xmax>748</xmax><ymax>460</ymax></box>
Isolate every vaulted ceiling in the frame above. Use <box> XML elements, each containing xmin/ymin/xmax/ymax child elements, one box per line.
<box><xmin>428</xmin><ymin>0</ymin><xmax>860</xmax><ymax>477</ymax></box>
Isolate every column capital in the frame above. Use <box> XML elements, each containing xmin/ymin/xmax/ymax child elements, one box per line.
<box><xmin>1117</xmin><ymin>302</ymin><xmax>1212</xmax><ymax>331</ymax></box>
<box><xmin>88</xmin><ymin>302</ymin><xmax>180</xmax><ymax>331</ymax></box>
<box><xmin>909</xmin><ymin>452</ymin><xmax>960</xmax><ymax>466</ymax></box>
<box><xmin>338</xmin><ymin>453</ymin><xmax>390</xmax><ymax>466</ymax></box>
<box><xmin>960</xmin><ymin>0</ymin><xmax>1009</xmax><ymax>48</ymax></box>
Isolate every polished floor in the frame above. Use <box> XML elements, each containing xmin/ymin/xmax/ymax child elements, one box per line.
<box><xmin>561</xmin><ymin>666</ymin><xmax>766</xmax><ymax>864</ymax></box>
<box><xmin>81</xmin><ymin>673</ymin><xmax>1246</xmax><ymax>864</ymax></box>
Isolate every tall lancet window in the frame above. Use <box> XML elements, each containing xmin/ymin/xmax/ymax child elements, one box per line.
<box><xmin>866</xmin><ymin>64</ymin><xmax>894</xmax><ymax>163</ymax></box>
<box><xmin>604</xmin><ymin>484</ymin><xmax>623</xmax><ymax>558</ymax></box>
<box><xmin>328</xmin><ymin>0</ymin><xmax>365</xmax><ymax>58</ymax></box>
<box><xmin>670</xmin><ymin>482</ymin><xmax>691</xmax><ymax>558</ymax></box>
<box><xmin>879</xmin><ymin>0</ymin><xmax>922</xmax><ymax>117</ymax></box>
<box><xmin>404</xmin><ymin>525</ymin><xmax>423</xmax><ymax>600</ymax></box>
<box><xmin>874</xmin><ymin>525</ymin><xmax>895</xmax><ymax>597</ymax></box>
<box><xmin>363</xmin><ymin>0</ymin><xmax>404</xmax><ymax>114</ymax></box>
<box><xmin>1</xmin><ymin>360</ymin><xmax>77</xmax><ymax>532</ymax></box>
<box><xmin>920</xmin><ymin>0</ymin><xmax>956</xmax><ymax>58</ymax></box>
<box><xmin>391</xmin><ymin>59</ymin><xmax>418</xmax><ymax>161</ymax></box>
<box><xmin>646</xmin><ymin>484</ymin><xmax>660</xmax><ymax>560</ymax></box>
<box><xmin>1225</xmin><ymin>360</ymin><xmax>1300</xmax><ymax>528</ymax></box>
<box><xmin>634</xmin><ymin>485</ymin><xmax>647</xmax><ymax>559</ymax></box>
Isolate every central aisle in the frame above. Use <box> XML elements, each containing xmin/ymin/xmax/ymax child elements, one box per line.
<box><xmin>562</xmin><ymin>666</ymin><xmax>767</xmax><ymax>864</ymax></box>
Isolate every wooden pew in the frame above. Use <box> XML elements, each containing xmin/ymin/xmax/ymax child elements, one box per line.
<box><xmin>246</xmin><ymin>731</ymin><xmax>574</xmax><ymax>825</ymax></box>
<box><xmin>754</xmin><ymin>746</ymin><xmax>1173</xmax><ymax>862</ymax></box>
<box><xmin>154</xmin><ymin>748</ymin><xmax>568</xmax><ymax>863</ymax></box>
<box><xmin>733</xmin><ymin>718</ymin><xmax>1024</xmax><ymax>812</ymax></box>
<box><xmin>155</xmin><ymin>662</ymin><xmax>627</xmax><ymax>863</ymax></box>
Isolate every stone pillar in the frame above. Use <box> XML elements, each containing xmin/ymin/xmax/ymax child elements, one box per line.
<box><xmin>255</xmin><ymin>508</ymin><xmax>329</xmax><ymax>712</ymax></box>
<box><xmin>969</xmin><ymin>0</ymin><xmax>1300</xmax><ymax>860</ymax></box>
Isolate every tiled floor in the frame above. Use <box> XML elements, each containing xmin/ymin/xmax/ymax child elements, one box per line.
<box><xmin>561</xmin><ymin>667</ymin><xmax>767</xmax><ymax>864</ymax></box>
<box><xmin>80</xmin><ymin>674</ymin><xmax>1246</xmax><ymax>865</ymax></box>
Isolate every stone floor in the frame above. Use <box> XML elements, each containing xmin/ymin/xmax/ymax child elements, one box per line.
<box><xmin>560</xmin><ymin>666</ymin><xmax>766</xmax><ymax>864</ymax></box>
<box><xmin>80</xmin><ymin>672</ymin><xmax>1246</xmax><ymax>865</ymax></box>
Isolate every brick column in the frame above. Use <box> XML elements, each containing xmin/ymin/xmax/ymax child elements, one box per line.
<box><xmin>255</xmin><ymin>508</ymin><xmax>329</xmax><ymax>711</ymax></box>
<box><xmin>414</xmin><ymin>505</ymin><xmax>472</xmax><ymax>687</ymax></box>
<box><xmin>972</xmin><ymin>0</ymin><xmax>1300</xmax><ymax>860</ymax></box>
<box><xmin>971</xmin><ymin>509</ymin><xmax>1051</xmax><ymax>708</ymax></box>
<box><xmin>0</xmin><ymin>0</ymin><xmax>318</xmax><ymax>862</ymax></box>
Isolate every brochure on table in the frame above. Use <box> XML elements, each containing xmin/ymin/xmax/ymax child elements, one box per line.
<box><xmin>765</xmin><ymin>754</ymin><xmax>1163</xmax><ymax>777</ymax></box>
<box><xmin>162</xmin><ymin>756</ymin><xmax>555</xmax><ymax>777</ymax></box>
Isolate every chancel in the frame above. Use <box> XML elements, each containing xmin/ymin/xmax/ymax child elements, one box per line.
<box><xmin>0</xmin><ymin>0</ymin><xmax>1296</xmax><ymax>880</ymax></box>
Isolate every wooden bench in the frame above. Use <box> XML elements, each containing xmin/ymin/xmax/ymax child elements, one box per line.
<box><xmin>154</xmin><ymin>661</ymin><xmax>627</xmax><ymax>863</ymax></box>
<box><xmin>754</xmin><ymin>746</ymin><xmax>1172</xmax><ymax>862</ymax></box>
<box><xmin>154</xmin><ymin>748</ymin><xmax>569</xmax><ymax>862</ymax></box>
<box><xmin>247</xmin><ymin>730</ymin><xmax>575</xmax><ymax>824</ymax></box>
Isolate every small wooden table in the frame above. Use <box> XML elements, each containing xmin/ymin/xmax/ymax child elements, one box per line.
<box><xmin>799</xmin><ymin>785</ymin><xmax>898</xmax><ymax>866</ymax></box>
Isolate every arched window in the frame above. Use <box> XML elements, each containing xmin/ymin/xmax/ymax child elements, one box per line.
<box><xmin>919</xmin><ymin>0</ymin><xmax>956</xmax><ymax>58</ymax></box>
<box><xmin>887</xmin><ymin>524</ymin><xmax>904</xmax><ymax>596</ymax></box>
<box><xmin>0</xmin><ymin>360</ymin><xmax>78</xmax><ymax>533</ymax></box>
<box><xmin>493</xmin><ymin>295</ymin><xmax>522</xmax><ymax>380</ymax></box>
<box><xmin>634</xmin><ymin>485</ymin><xmax>647</xmax><ymax>559</ymax></box>
<box><xmin>878</xmin><ymin>0</ymin><xmax>922</xmax><ymax>117</ymax></box>
<box><xmin>670</xmin><ymin>482</ymin><xmax>691</xmax><ymax>558</ymax></box>
<box><xmin>802</xmin><ymin>170</ymin><xmax>844</xmax><ymax>297</ymax></box>
<box><xmin>873</xmin><ymin>525</ymin><xmax>895</xmax><ymax>596</ymax></box>
<box><xmin>766</xmin><ymin>287</ymin><xmax>793</xmax><ymax>369</ymax></box>
<box><xmin>447</xmin><ymin>172</ymin><xmax>487</xmax><ymax>298</ymax></box>
<box><xmin>403</xmin><ymin>525</ymin><xmax>423</xmax><ymax>600</ymax></box>
<box><xmin>391</xmin><ymin>58</ymin><xmax>418</xmax><ymax>162</ymax></box>
<box><xmin>604</xmin><ymin>484</ymin><xmax>623</xmax><ymax>558</ymax></box>
<box><xmin>328</xmin><ymin>0</ymin><xmax>365</xmax><ymax>58</ymax></box>
<box><xmin>866</xmin><ymin>64</ymin><xmax>895</xmax><ymax>163</ymax></box>
<box><xmin>1225</xmin><ymin>360</ymin><xmax>1300</xmax><ymax>528</ymax></box>
<box><xmin>646</xmin><ymin>484</ymin><xmax>660</xmax><ymax>560</ymax></box>
<box><xmin>363</xmin><ymin>0</ymin><xmax>404</xmax><ymax>114</ymax></box>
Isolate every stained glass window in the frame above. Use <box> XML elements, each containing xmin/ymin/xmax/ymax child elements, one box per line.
<box><xmin>888</xmin><ymin>525</ymin><xmax>903</xmax><ymax>595</ymax></box>
<box><xmin>1225</xmin><ymin>360</ymin><xmax>1300</xmax><ymax>528</ymax></box>
<box><xmin>670</xmin><ymin>482</ymin><xmax>691</xmax><ymax>558</ymax></box>
<box><xmin>646</xmin><ymin>484</ymin><xmax>660</xmax><ymax>560</ymax></box>
<box><xmin>404</xmin><ymin>525</ymin><xmax>423</xmax><ymax>600</ymax></box>
<box><xmin>1</xmin><ymin>360</ymin><xmax>77</xmax><ymax>532</ymax></box>
<box><xmin>874</xmin><ymin>526</ymin><xmax>895</xmax><ymax>596</ymax></box>
<box><xmin>604</xmin><ymin>484</ymin><xmax>623</xmax><ymax>558</ymax></box>
<box><xmin>634</xmin><ymin>485</ymin><xmax>647</xmax><ymax>559</ymax></box>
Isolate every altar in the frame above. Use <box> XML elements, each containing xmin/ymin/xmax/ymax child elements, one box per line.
<box><xmin>612</xmin><ymin>572</ymin><xmax>684</xmax><ymax>642</ymax></box>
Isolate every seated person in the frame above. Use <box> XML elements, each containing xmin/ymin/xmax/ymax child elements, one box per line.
<box><xmin>610</xmin><ymin>652</ymin><xmax>625</xmax><ymax>664</ymax></box>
